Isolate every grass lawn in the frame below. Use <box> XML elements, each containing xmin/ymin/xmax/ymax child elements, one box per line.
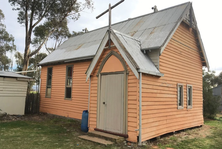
<box><xmin>152</xmin><ymin>114</ymin><xmax>222</xmax><ymax>149</ymax></box>
<box><xmin>0</xmin><ymin>114</ymin><xmax>222</xmax><ymax>149</ymax></box>
<box><xmin>0</xmin><ymin>114</ymin><xmax>133</xmax><ymax>149</ymax></box>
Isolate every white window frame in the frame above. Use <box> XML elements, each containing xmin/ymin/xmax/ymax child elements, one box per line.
<box><xmin>187</xmin><ymin>85</ymin><xmax>193</xmax><ymax>109</ymax></box>
<box><xmin>45</xmin><ymin>67</ymin><xmax>53</xmax><ymax>98</ymax></box>
<box><xmin>65</xmin><ymin>65</ymin><xmax>73</xmax><ymax>100</ymax></box>
<box><xmin>177</xmin><ymin>83</ymin><xmax>184</xmax><ymax>109</ymax></box>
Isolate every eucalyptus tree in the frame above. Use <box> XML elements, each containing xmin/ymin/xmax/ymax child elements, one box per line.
<box><xmin>0</xmin><ymin>9</ymin><xmax>16</xmax><ymax>71</ymax></box>
<box><xmin>9</xmin><ymin>0</ymin><xmax>93</xmax><ymax>73</ymax></box>
<box><xmin>33</xmin><ymin>19</ymin><xmax>71</xmax><ymax>54</ymax></box>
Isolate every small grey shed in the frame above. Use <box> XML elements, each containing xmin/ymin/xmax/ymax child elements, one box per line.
<box><xmin>0</xmin><ymin>71</ymin><xmax>32</xmax><ymax>115</ymax></box>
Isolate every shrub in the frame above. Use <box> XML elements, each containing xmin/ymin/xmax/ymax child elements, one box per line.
<box><xmin>203</xmin><ymin>70</ymin><xmax>220</xmax><ymax>119</ymax></box>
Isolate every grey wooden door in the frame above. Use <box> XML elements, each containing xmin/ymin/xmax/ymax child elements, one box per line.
<box><xmin>98</xmin><ymin>73</ymin><xmax>124</xmax><ymax>133</ymax></box>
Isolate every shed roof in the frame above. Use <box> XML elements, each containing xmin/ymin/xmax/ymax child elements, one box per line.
<box><xmin>0</xmin><ymin>71</ymin><xmax>32</xmax><ymax>80</ymax></box>
<box><xmin>39</xmin><ymin>2</ymin><xmax>209</xmax><ymax>69</ymax></box>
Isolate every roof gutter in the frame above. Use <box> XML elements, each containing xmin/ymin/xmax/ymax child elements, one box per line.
<box><xmin>138</xmin><ymin>69</ymin><xmax>164</xmax><ymax>77</ymax></box>
<box><xmin>38</xmin><ymin>55</ymin><xmax>94</xmax><ymax>66</ymax></box>
<box><xmin>17</xmin><ymin>78</ymin><xmax>35</xmax><ymax>81</ymax></box>
<box><xmin>15</xmin><ymin>70</ymin><xmax>37</xmax><ymax>73</ymax></box>
<box><xmin>141</xmin><ymin>46</ymin><xmax>161</xmax><ymax>51</ymax></box>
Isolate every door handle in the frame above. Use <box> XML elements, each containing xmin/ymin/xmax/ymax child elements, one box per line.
<box><xmin>103</xmin><ymin>102</ymin><xmax>106</xmax><ymax>105</ymax></box>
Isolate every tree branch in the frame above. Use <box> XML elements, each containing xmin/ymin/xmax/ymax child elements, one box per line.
<box><xmin>54</xmin><ymin>38</ymin><xmax>58</xmax><ymax>50</ymax></box>
<box><xmin>44</xmin><ymin>42</ymin><xmax>51</xmax><ymax>54</ymax></box>
<box><xmin>29</xmin><ymin>2</ymin><xmax>75</xmax><ymax>57</ymax></box>
<box><xmin>29</xmin><ymin>0</ymin><xmax>36</xmax><ymax>35</ymax></box>
<box><xmin>29</xmin><ymin>28</ymin><xmax>56</xmax><ymax>57</ymax></box>
<box><xmin>32</xmin><ymin>1</ymin><xmax>55</xmax><ymax>28</ymax></box>
<box><xmin>25</xmin><ymin>1</ymin><xmax>28</xmax><ymax>47</ymax></box>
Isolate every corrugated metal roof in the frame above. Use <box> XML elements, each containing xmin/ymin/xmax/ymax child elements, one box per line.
<box><xmin>86</xmin><ymin>29</ymin><xmax>163</xmax><ymax>80</ymax></box>
<box><xmin>39</xmin><ymin>2</ymin><xmax>190</xmax><ymax>65</ymax></box>
<box><xmin>113</xmin><ymin>30</ymin><xmax>163</xmax><ymax>76</ymax></box>
<box><xmin>0</xmin><ymin>71</ymin><xmax>32</xmax><ymax>79</ymax></box>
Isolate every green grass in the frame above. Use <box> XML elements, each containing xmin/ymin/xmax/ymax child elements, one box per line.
<box><xmin>0</xmin><ymin>116</ymin><xmax>128</xmax><ymax>149</ymax></box>
<box><xmin>30</xmin><ymin>91</ymin><xmax>37</xmax><ymax>94</ymax></box>
<box><xmin>1</xmin><ymin>114</ymin><xmax>222</xmax><ymax>149</ymax></box>
<box><xmin>155</xmin><ymin>114</ymin><xmax>222</xmax><ymax>149</ymax></box>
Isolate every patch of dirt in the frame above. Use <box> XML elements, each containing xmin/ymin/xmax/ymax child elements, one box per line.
<box><xmin>176</xmin><ymin>125</ymin><xmax>212</xmax><ymax>140</ymax></box>
<box><xmin>146</xmin><ymin>125</ymin><xmax>212</xmax><ymax>148</ymax></box>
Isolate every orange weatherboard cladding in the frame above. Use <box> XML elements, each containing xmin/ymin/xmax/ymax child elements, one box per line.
<box><xmin>40</xmin><ymin>61</ymin><xmax>91</xmax><ymax>119</ymax></box>
<box><xmin>101</xmin><ymin>55</ymin><xmax>124</xmax><ymax>73</ymax></box>
<box><xmin>141</xmin><ymin>22</ymin><xmax>203</xmax><ymax>141</ymax></box>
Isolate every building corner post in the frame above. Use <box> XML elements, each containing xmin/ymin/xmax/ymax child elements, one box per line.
<box><xmin>88</xmin><ymin>76</ymin><xmax>91</xmax><ymax>112</ymax></box>
<box><xmin>139</xmin><ymin>72</ymin><xmax>142</xmax><ymax>146</ymax></box>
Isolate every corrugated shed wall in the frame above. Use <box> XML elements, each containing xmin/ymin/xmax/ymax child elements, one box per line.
<box><xmin>212</xmin><ymin>87</ymin><xmax>222</xmax><ymax>112</ymax></box>
<box><xmin>0</xmin><ymin>77</ymin><xmax>28</xmax><ymax>115</ymax></box>
<box><xmin>212</xmin><ymin>87</ymin><xmax>221</xmax><ymax>96</ymax></box>
<box><xmin>40</xmin><ymin>61</ymin><xmax>91</xmax><ymax>119</ymax></box>
<box><xmin>141</xmin><ymin>22</ymin><xmax>203</xmax><ymax>141</ymax></box>
<box><xmin>88</xmin><ymin>46</ymin><xmax>139</xmax><ymax>142</ymax></box>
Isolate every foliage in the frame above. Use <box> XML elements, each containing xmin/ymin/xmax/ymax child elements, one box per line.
<box><xmin>14</xmin><ymin>51</ymin><xmax>24</xmax><ymax>71</ymax></box>
<box><xmin>214</xmin><ymin>72</ymin><xmax>222</xmax><ymax>86</ymax></box>
<box><xmin>14</xmin><ymin>51</ymin><xmax>47</xmax><ymax>92</ymax></box>
<box><xmin>0</xmin><ymin>55</ymin><xmax>12</xmax><ymax>71</ymax></box>
<box><xmin>14</xmin><ymin>51</ymin><xmax>47</xmax><ymax>74</ymax></box>
<box><xmin>29</xmin><ymin>53</ymin><xmax>47</xmax><ymax>90</ymax></box>
<box><xmin>71</xmin><ymin>30</ymin><xmax>86</xmax><ymax>36</ymax></box>
<box><xmin>0</xmin><ymin>9</ymin><xmax>16</xmax><ymax>71</ymax></box>
<box><xmin>33</xmin><ymin>19</ymin><xmax>71</xmax><ymax>54</ymax></box>
<box><xmin>203</xmin><ymin>70</ymin><xmax>220</xmax><ymax>118</ymax></box>
<box><xmin>9</xmin><ymin>0</ymin><xmax>93</xmax><ymax>72</ymax></box>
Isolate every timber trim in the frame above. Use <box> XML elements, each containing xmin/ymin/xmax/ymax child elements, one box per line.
<box><xmin>187</xmin><ymin>84</ymin><xmax>193</xmax><ymax>109</ymax></box>
<box><xmin>64</xmin><ymin>65</ymin><xmax>73</xmax><ymax>100</ymax></box>
<box><xmin>96</xmin><ymin>51</ymin><xmax>128</xmax><ymax>134</ymax></box>
<box><xmin>177</xmin><ymin>83</ymin><xmax>184</xmax><ymax>110</ymax></box>
<box><xmin>96</xmin><ymin>73</ymin><xmax>101</xmax><ymax>128</ymax></box>
<box><xmin>45</xmin><ymin>67</ymin><xmax>53</xmax><ymax>98</ymax></box>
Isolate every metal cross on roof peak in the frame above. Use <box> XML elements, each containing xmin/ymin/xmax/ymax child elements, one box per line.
<box><xmin>96</xmin><ymin>0</ymin><xmax>125</xmax><ymax>49</ymax></box>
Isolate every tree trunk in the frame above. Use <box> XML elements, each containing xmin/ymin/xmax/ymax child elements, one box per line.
<box><xmin>22</xmin><ymin>44</ymin><xmax>30</xmax><ymax>75</ymax></box>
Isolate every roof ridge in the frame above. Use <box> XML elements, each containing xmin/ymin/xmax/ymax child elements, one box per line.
<box><xmin>112</xmin><ymin>29</ymin><xmax>141</xmax><ymax>43</ymax></box>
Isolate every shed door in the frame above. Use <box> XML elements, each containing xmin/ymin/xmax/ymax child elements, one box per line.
<box><xmin>98</xmin><ymin>73</ymin><xmax>124</xmax><ymax>133</ymax></box>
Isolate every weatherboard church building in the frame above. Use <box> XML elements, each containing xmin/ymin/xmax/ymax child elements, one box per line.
<box><xmin>39</xmin><ymin>2</ymin><xmax>208</xmax><ymax>143</ymax></box>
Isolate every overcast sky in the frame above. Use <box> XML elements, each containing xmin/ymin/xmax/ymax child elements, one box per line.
<box><xmin>1</xmin><ymin>0</ymin><xmax>222</xmax><ymax>74</ymax></box>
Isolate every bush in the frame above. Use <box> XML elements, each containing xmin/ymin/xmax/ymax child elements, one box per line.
<box><xmin>203</xmin><ymin>94</ymin><xmax>220</xmax><ymax>119</ymax></box>
<box><xmin>203</xmin><ymin>70</ymin><xmax>220</xmax><ymax>119</ymax></box>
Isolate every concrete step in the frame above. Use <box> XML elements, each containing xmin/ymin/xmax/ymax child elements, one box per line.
<box><xmin>89</xmin><ymin>131</ymin><xmax>124</xmax><ymax>143</ymax></box>
<box><xmin>89</xmin><ymin>131</ymin><xmax>123</xmax><ymax>140</ymax></box>
<box><xmin>78</xmin><ymin>135</ymin><xmax>113</xmax><ymax>145</ymax></box>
